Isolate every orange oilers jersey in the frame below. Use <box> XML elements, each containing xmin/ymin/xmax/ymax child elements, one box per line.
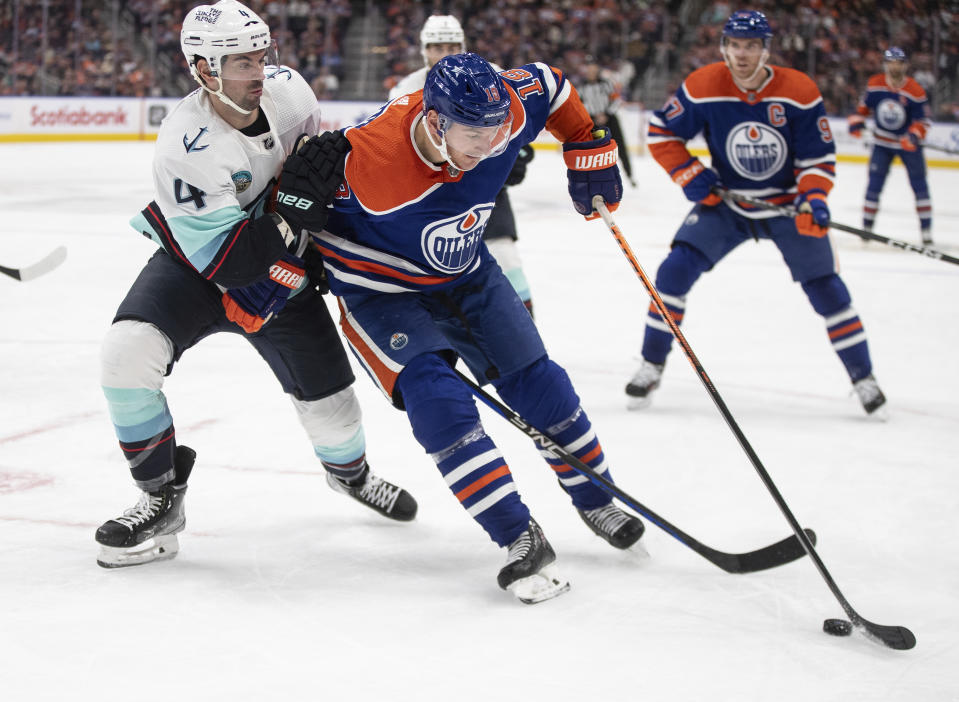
<box><xmin>855</xmin><ymin>74</ymin><xmax>931</xmax><ymax>148</ymax></box>
<box><xmin>648</xmin><ymin>62</ymin><xmax>836</xmax><ymax>218</ymax></box>
<box><xmin>316</xmin><ymin>62</ymin><xmax>594</xmax><ymax>297</ymax></box>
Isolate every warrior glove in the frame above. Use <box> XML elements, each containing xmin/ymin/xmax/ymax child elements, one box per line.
<box><xmin>563</xmin><ymin>127</ymin><xmax>623</xmax><ymax>220</ymax></box>
<box><xmin>275</xmin><ymin>131</ymin><xmax>352</xmax><ymax>233</ymax></box>
<box><xmin>222</xmin><ymin>253</ymin><xmax>306</xmax><ymax>333</ymax></box>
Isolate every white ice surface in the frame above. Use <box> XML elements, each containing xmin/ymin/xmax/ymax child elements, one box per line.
<box><xmin>1</xmin><ymin>142</ymin><xmax>957</xmax><ymax>701</ymax></box>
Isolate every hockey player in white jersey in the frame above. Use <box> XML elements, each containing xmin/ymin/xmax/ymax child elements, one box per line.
<box><xmin>389</xmin><ymin>15</ymin><xmax>538</xmax><ymax>317</ymax></box>
<box><xmin>95</xmin><ymin>0</ymin><xmax>417</xmax><ymax>569</ymax></box>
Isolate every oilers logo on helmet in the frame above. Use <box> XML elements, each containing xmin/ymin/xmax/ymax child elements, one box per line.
<box><xmin>724</xmin><ymin>122</ymin><xmax>787</xmax><ymax>180</ymax></box>
<box><xmin>875</xmin><ymin>98</ymin><xmax>907</xmax><ymax>131</ymax></box>
<box><xmin>421</xmin><ymin>205</ymin><xmax>493</xmax><ymax>273</ymax></box>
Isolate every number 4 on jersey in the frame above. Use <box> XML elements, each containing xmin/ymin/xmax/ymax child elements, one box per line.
<box><xmin>174</xmin><ymin>178</ymin><xmax>207</xmax><ymax>210</ymax></box>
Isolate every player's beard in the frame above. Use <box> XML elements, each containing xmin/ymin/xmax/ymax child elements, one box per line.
<box><xmin>235</xmin><ymin>80</ymin><xmax>263</xmax><ymax>113</ymax></box>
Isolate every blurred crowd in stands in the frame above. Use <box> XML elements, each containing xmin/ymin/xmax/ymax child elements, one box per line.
<box><xmin>3</xmin><ymin>0</ymin><xmax>959</xmax><ymax>121</ymax></box>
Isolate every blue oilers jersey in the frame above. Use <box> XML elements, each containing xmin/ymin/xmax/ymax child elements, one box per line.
<box><xmin>855</xmin><ymin>74</ymin><xmax>931</xmax><ymax>149</ymax></box>
<box><xmin>648</xmin><ymin>62</ymin><xmax>835</xmax><ymax>218</ymax></box>
<box><xmin>316</xmin><ymin>62</ymin><xmax>594</xmax><ymax>296</ymax></box>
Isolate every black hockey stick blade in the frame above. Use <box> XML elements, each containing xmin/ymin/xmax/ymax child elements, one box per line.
<box><xmin>0</xmin><ymin>246</ymin><xmax>68</xmax><ymax>281</ymax></box>
<box><xmin>456</xmin><ymin>369</ymin><xmax>813</xmax><ymax>574</ymax></box>
<box><xmin>722</xmin><ymin>528</ymin><xmax>816</xmax><ymax>574</ymax></box>
<box><xmin>854</xmin><ymin>617</ymin><xmax>916</xmax><ymax>650</ymax></box>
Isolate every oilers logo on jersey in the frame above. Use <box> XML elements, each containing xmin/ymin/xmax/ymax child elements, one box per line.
<box><xmin>724</xmin><ymin>121</ymin><xmax>786</xmax><ymax>181</ymax></box>
<box><xmin>875</xmin><ymin>98</ymin><xmax>907</xmax><ymax>131</ymax></box>
<box><xmin>421</xmin><ymin>204</ymin><xmax>493</xmax><ymax>273</ymax></box>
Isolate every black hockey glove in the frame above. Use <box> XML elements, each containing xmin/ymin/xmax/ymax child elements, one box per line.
<box><xmin>303</xmin><ymin>241</ymin><xmax>330</xmax><ymax>295</ymax></box>
<box><xmin>504</xmin><ymin>144</ymin><xmax>535</xmax><ymax>186</ymax></box>
<box><xmin>275</xmin><ymin>131</ymin><xmax>352</xmax><ymax>234</ymax></box>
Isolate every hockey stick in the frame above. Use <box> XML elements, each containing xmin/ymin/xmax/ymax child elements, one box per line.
<box><xmin>454</xmin><ymin>368</ymin><xmax>816</xmax><ymax>574</ymax></box>
<box><xmin>593</xmin><ymin>195</ymin><xmax>916</xmax><ymax>650</ymax></box>
<box><xmin>714</xmin><ymin>189</ymin><xmax>959</xmax><ymax>267</ymax></box>
<box><xmin>922</xmin><ymin>141</ymin><xmax>959</xmax><ymax>156</ymax></box>
<box><xmin>0</xmin><ymin>246</ymin><xmax>67</xmax><ymax>281</ymax></box>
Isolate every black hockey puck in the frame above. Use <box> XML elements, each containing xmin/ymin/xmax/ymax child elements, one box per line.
<box><xmin>823</xmin><ymin>618</ymin><xmax>853</xmax><ymax>636</ymax></box>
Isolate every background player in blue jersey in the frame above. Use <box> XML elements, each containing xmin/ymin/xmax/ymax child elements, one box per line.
<box><xmin>94</xmin><ymin>0</ymin><xmax>416</xmax><ymax>569</ymax></box>
<box><xmin>625</xmin><ymin>10</ymin><xmax>887</xmax><ymax>417</ymax></box>
<box><xmin>848</xmin><ymin>47</ymin><xmax>933</xmax><ymax>244</ymax></box>
<box><xmin>284</xmin><ymin>52</ymin><xmax>641</xmax><ymax>603</ymax></box>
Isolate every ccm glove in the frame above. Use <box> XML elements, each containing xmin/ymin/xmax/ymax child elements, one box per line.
<box><xmin>670</xmin><ymin>157</ymin><xmax>721</xmax><ymax>205</ymax></box>
<box><xmin>563</xmin><ymin>127</ymin><xmax>623</xmax><ymax>220</ymax></box>
<box><xmin>222</xmin><ymin>253</ymin><xmax>306</xmax><ymax>333</ymax></box>
<box><xmin>275</xmin><ymin>131</ymin><xmax>352</xmax><ymax>233</ymax></box>
<box><xmin>794</xmin><ymin>191</ymin><xmax>830</xmax><ymax>238</ymax></box>
<box><xmin>504</xmin><ymin>144</ymin><xmax>535</xmax><ymax>186</ymax></box>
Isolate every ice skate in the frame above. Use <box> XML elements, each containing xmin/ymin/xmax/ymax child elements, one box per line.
<box><xmin>96</xmin><ymin>446</ymin><xmax>195</xmax><ymax>568</ymax></box>
<box><xmin>326</xmin><ymin>465</ymin><xmax>417</xmax><ymax>521</ymax></box>
<box><xmin>852</xmin><ymin>374</ymin><xmax>887</xmax><ymax>417</ymax></box>
<box><xmin>497</xmin><ymin>518</ymin><xmax>570</xmax><ymax>604</ymax></box>
<box><xmin>625</xmin><ymin>360</ymin><xmax>665</xmax><ymax>409</ymax></box>
<box><xmin>921</xmin><ymin>228</ymin><xmax>933</xmax><ymax>246</ymax></box>
<box><xmin>578</xmin><ymin>502</ymin><xmax>645</xmax><ymax>550</ymax></box>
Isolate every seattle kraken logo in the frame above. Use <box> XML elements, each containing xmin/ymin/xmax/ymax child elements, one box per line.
<box><xmin>725</xmin><ymin>122</ymin><xmax>787</xmax><ymax>181</ymax></box>
<box><xmin>421</xmin><ymin>205</ymin><xmax>493</xmax><ymax>273</ymax></box>
<box><xmin>183</xmin><ymin>127</ymin><xmax>209</xmax><ymax>153</ymax></box>
<box><xmin>876</xmin><ymin>98</ymin><xmax>907</xmax><ymax>131</ymax></box>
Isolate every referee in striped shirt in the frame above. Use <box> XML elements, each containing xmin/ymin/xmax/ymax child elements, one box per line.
<box><xmin>578</xmin><ymin>55</ymin><xmax>637</xmax><ymax>187</ymax></box>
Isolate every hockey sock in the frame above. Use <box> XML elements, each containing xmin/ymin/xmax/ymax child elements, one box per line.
<box><xmin>916</xmin><ymin>196</ymin><xmax>931</xmax><ymax>232</ymax></box>
<box><xmin>863</xmin><ymin>197</ymin><xmax>878</xmax><ymax>230</ymax></box>
<box><xmin>641</xmin><ymin>243</ymin><xmax>707</xmax><ymax>364</ymax></box>
<box><xmin>398</xmin><ymin>353</ymin><xmax>529</xmax><ymax>546</ymax></box>
<box><xmin>803</xmin><ymin>274</ymin><xmax>873</xmax><ymax>382</ymax></box>
<box><xmin>493</xmin><ymin>356</ymin><xmax>613</xmax><ymax>511</ymax></box>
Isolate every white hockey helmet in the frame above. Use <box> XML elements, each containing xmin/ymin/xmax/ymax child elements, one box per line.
<box><xmin>180</xmin><ymin>0</ymin><xmax>274</xmax><ymax>81</ymax></box>
<box><xmin>420</xmin><ymin>15</ymin><xmax>465</xmax><ymax>64</ymax></box>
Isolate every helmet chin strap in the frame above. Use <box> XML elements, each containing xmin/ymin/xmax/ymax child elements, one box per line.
<box><xmin>423</xmin><ymin>113</ymin><xmax>471</xmax><ymax>172</ymax></box>
<box><xmin>721</xmin><ymin>46</ymin><xmax>770</xmax><ymax>88</ymax></box>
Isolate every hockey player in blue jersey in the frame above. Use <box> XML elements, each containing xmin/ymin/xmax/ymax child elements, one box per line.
<box><xmin>625</xmin><ymin>10</ymin><xmax>887</xmax><ymax>416</ymax></box>
<box><xmin>94</xmin><ymin>0</ymin><xmax>416</xmax><ymax>569</ymax></box>
<box><xmin>280</xmin><ymin>52</ymin><xmax>642</xmax><ymax>603</ymax></box>
<box><xmin>848</xmin><ymin>47</ymin><xmax>933</xmax><ymax>244</ymax></box>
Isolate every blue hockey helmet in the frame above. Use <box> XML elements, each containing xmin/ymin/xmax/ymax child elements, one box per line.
<box><xmin>423</xmin><ymin>52</ymin><xmax>511</xmax><ymax>129</ymax></box>
<box><xmin>722</xmin><ymin>10</ymin><xmax>773</xmax><ymax>44</ymax></box>
<box><xmin>883</xmin><ymin>46</ymin><xmax>907</xmax><ymax>62</ymax></box>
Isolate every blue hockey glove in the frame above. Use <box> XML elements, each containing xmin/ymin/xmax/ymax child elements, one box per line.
<box><xmin>794</xmin><ymin>191</ymin><xmax>830</xmax><ymax>238</ymax></box>
<box><xmin>275</xmin><ymin>131</ymin><xmax>352</xmax><ymax>233</ymax></box>
<box><xmin>670</xmin><ymin>158</ymin><xmax>721</xmax><ymax>205</ymax></box>
<box><xmin>563</xmin><ymin>127</ymin><xmax>623</xmax><ymax>220</ymax></box>
<box><xmin>222</xmin><ymin>253</ymin><xmax>305</xmax><ymax>333</ymax></box>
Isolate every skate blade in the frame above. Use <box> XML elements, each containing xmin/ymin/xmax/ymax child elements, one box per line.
<box><xmin>507</xmin><ymin>564</ymin><xmax>571</xmax><ymax>605</ymax></box>
<box><xmin>97</xmin><ymin>534</ymin><xmax>180</xmax><ymax>569</ymax></box>
<box><xmin>865</xmin><ymin>405</ymin><xmax>889</xmax><ymax>422</ymax></box>
<box><xmin>626</xmin><ymin>395</ymin><xmax>653</xmax><ymax>411</ymax></box>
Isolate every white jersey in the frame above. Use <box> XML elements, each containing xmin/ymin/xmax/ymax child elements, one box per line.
<box><xmin>131</xmin><ymin>66</ymin><xmax>320</xmax><ymax>274</ymax></box>
<box><xmin>389</xmin><ymin>66</ymin><xmax>429</xmax><ymax>100</ymax></box>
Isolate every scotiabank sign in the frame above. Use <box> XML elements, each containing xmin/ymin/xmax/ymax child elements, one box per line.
<box><xmin>29</xmin><ymin>103</ymin><xmax>130</xmax><ymax>127</ymax></box>
<box><xmin>0</xmin><ymin>97</ymin><xmax>179</xmax><ymax>139</ymax></box>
